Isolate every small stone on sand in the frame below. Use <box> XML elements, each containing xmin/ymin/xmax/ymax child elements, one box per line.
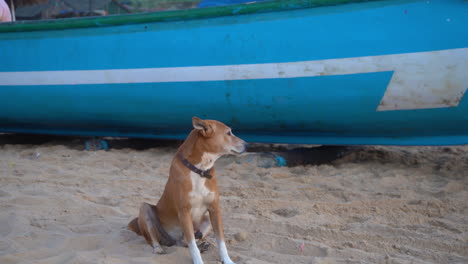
<box><xmin>273</xmin><ymin>208</ymin><xmax>299</xmax><ymax>218</ymax></box>
<box><xmin>234</xmin><ymin>231</ymin><xmax>248</xmax><ymax>242</ymax></box>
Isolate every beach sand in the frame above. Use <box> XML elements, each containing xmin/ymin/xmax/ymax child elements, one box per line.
<box><xmin>0</xmin><ymin>136</ymin><xmax>467</xmax><ymax>264</ymax></box>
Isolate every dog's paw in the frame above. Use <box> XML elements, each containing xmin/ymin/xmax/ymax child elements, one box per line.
<box><xmin>222</xmin><ymin>259</ymin><xmax>237</xmax><ymax>264</ymax></box>
<box><xmin>153</xmin><ymin>245</ymin><xmax>166</xmax><ymax>255</ymax></box>
<box><xmin>197</xmin><ymin>241</ymin><xmax>211</xmax><ymax>253</ymax></box>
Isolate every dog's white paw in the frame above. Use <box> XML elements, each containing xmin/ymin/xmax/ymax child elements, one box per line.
<box><xmin>153</xmin><ymin>245</ymin><xmax>166</xmax><ymax>254</ymax></box>
<box><xmin>222</xmin><ymin>259</ymin><xmax>236</xmax><ymax>264</ymax></box>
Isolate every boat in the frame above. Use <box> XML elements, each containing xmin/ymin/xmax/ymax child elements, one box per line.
<box><xmin>0</xmin><ymin>0</ymin><xmax>467</xmax><ymax>145</ymax></box>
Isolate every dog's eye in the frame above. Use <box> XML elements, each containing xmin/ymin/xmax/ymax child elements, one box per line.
<box><xmin>227</xmin><ymin>131</ymin><xmax>232</xmax><ymax>136</ymax></box>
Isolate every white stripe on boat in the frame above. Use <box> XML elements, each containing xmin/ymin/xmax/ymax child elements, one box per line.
<box><xmin>1</xmin><ymin>48</ymin><xmax>467</xmax><ymax>111</ymax></box>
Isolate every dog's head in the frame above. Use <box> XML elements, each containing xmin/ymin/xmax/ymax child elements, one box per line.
<box><xmin>192</xmin><ymin>116</ymin><xmax>247</xmax><ymax>155</ymax></box>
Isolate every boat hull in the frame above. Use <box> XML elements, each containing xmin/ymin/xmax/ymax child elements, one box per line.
<box><xmin>1</xmin><ymin>0</ymin><xmax>467</xmax><ymax>145</ymax></box>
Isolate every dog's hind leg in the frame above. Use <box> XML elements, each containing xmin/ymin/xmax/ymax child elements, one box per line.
<box><xmin>137</xmin><ymin>202</ymin><xmax>175</xmax><ymax>254</ymax></box>
<box><xmin>127</xmin><ymin>217</ymin><xmax>141</xmax><ymax>235</ymax></box>
<box><xmin>195</xmin><ymin>213</ymin><xmax>212</xmax><ymax>253</ymax></box>
<box><xmin>197</xmin><ymin>213</ymin><xmax>212</xmax><ymax>240</ymax></box>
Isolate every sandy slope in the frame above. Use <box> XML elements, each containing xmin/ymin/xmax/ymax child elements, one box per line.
<box><xmin>0</xmin><ymin>139</ymin><xmax>467</xmax><ymax>264</ymax></box>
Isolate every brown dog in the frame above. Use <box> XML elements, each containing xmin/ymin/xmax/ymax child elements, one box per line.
<box><xmin>128</xmin><ymin>117</ymin><xmax>247</xmax><ymax>264</ymax></box>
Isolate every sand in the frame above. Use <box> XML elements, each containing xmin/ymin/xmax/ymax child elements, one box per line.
<box><xmin>0</xmin><ymin>136</ymin><xmax>467</xmax><ymax>264</ymax></box>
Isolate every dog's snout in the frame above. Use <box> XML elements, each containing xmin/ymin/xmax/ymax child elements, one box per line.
<box><xmin>229</xmin><ymin>137</ymin><xmax>248</xmax><ymax>155</ymax></box>
<box><xmin>236</xmin><ymin>140</ymin><xmax>248</xmax><ymax>154</ymax></box>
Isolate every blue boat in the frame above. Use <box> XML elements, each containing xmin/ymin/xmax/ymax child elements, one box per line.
<box><xmin>0</xmin><ymin>0</ymin><xmax>467</xmax><ymax>145</ymax></box>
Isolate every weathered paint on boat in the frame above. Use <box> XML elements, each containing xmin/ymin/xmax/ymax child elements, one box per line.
<box><xmin>0</xmin><ymin>0</ymin><xmax>467</xmax><ymax>145</ymax></box>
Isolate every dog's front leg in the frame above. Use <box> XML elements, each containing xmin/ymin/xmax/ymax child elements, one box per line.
<box><xmin>179</xmin><ymin>209</ymin><xmax>204</xmax><ymax>264</ymax></box>
<box><xmin>209</xmin><ymin>200</ymin><xmax>236</xmax><ymax>264</ymax></box>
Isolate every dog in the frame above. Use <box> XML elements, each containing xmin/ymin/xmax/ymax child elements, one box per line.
<box><xmin>128</xmin><ymin>117</ymin><xmax>247</xmax><ymax>264</ymax></box>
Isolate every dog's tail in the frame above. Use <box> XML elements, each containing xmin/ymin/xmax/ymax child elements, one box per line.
<box><xmin>128</xmin><ymin>217</ymin><xmax>141</xmax><ymax>235</ymax></box>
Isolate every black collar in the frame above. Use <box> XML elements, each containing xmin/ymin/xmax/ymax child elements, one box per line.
<box><xmin>177</xmin><ymin>153</ymin><xmax>213</xmax><ymax>179</ymax></box>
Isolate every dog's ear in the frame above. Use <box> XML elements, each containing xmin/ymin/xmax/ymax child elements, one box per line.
<box><xmin>192</xmin><ymin>117</ymin><xmax>213</xmax><ymax>137</ymax></box>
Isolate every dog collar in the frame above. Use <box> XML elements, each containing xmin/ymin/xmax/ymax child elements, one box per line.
<box><xmin>177</xmin><ymin>154</ymin><xmax>213</xmax><ymax>179</ymax></box>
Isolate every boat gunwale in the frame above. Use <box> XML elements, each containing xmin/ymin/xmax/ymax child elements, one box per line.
<box><xmin>0</xmin><ymin>0</ymin><xmax>390</xmax><ymax>33</ymax></box>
